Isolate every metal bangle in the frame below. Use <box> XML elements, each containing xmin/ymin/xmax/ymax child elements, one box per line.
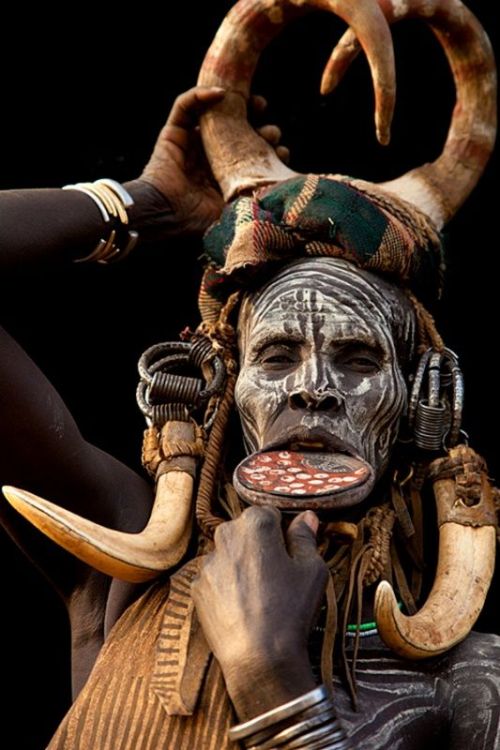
<box><xmin>63</xmin><ymin>184</ymin><xmax>110</xmax><ymax>223</ymax></box>
<box><xmin>250</xmin><ymin>720</ymin><xmax>350</xmax><ymax>750</ymax></box>
<box><xmin>228</xmin><ymin>685</ymin><xmax>329</xmax><ymax>742</ymax></box>
<box><xmin>245</xmin><ymin>698</ymin><xmax>331</xmax><ymax>747</ymax></box>
<box><xmin>251</xmin><ymin>701</ymin><xmax>336</xmax><ymax>749</ymax></box>
<box><xmin>305</xmin><ymin>743</ymin><xmax>352</xmax><ymax>750</ymax></box>
<box><xmin>282</xmin><ymin>724</ymin><xmax>350</xmax><ymax>750</ymax></box>
<box><xmin>281</xmin><ymin>720</ymin><xmax>341</xmax><ymax>749</ymax></box>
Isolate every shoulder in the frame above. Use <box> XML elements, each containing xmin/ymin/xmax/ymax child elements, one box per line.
<box><xmin>447</xmin><ymin>631</ymin><xmax>500</xmax><ymax>688</ymax></box>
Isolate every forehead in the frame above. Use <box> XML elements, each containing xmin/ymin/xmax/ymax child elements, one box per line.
<box><xmin>249</xmin><ymin>286</ymin><xmax>375</xmax><ymax>341</ymax></box>
<box><xmin>240</xmin><ymin>260</ymin><xmax>393</xmax><ymax>350</ymax></box>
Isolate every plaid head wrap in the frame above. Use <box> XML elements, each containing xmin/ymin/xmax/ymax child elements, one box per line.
<box><xmin>200</xmin><ymin>174</ymin><xmax>444</xmax><ymax>323</ymax></box>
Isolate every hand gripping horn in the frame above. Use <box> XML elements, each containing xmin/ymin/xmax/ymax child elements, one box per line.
<box><xmin>322</xmin><ymin>0</ymin><xmax>497</xmax><ymax>228</ymax></box>
<box><xmin>375</xmin><ymin>445</ymin><xmax>497</xmax><ymax>659</ymax></box>
<box><xmin>198</xmin><ymin>0</ymin><xmax>397</xmax><ymax>201</ymax></box>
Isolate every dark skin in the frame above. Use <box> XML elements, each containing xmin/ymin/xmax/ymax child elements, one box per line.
<box><xmin>140</xmin><ymin>86</ymin><xmax>289</xmax><ymax>237</ymax></box>
<box><xmin>0</xmin><ymin>85</ymin><xmax>313</xmax><ymax>718</ymax></box>
<box><xmin>192</xmin><ymin>507</ymin><xmax>327</xmax><ymax>720</ymax></box>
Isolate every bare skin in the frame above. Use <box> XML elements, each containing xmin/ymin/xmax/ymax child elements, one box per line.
<box><xmin>236</xmin><ymin>258</ymin><xmax>415</xmax><ymax>480</ymax></box>
<box><xmin>192</xmin><ymin>507</ymin><xmax>326</xmax><ymax>720</ymax></box>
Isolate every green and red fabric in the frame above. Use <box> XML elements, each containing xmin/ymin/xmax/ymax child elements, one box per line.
<box><xmin>200</xmin><ymin>174</ymin><xmax>444</xmax><ymax>323</ymax></box>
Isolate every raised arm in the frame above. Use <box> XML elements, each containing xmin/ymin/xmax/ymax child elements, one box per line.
<box><xmin>0</xmin><ymin>87</ymin><xmax>230</xmax><ymax>269</ymax></box>
<box><xmin>0</xmin><ymin>85</ymin><xmax>286</xmax><ymax>600</ymax></box>
<box><xmin>0</xmin><ymin>86</ymin><xmax>234</xmax><ymax>590</ymax></box>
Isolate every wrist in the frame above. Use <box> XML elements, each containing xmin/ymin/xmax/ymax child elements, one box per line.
<box><xmin>123</xmin><ymin>178</ymin><xmax>177</xmax><ymax>242</ymax></box>
<box><xmin>222</xmin><ymin>648</ymin><xmax>316</xmax><ymax>722</ymax></box>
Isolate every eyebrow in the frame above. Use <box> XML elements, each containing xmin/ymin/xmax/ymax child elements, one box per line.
<box><xmin>246</xmin><ymin>332</ymin><xmax>304</xmax><ymax>357</ymax></box>
<box><xmin>333</xmin><ymin>335</ymin><xmax>383</xmax><ymax>351</ymax></box>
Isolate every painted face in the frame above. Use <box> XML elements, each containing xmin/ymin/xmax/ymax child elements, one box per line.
<box><xmin>235</xmin><ymin>258</ymin><xmax>416</xmax><ymax>490</ymax></box>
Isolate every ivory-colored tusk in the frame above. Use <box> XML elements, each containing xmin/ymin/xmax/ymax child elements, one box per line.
<box><xmin>375</xmin><ymin>445</ymin><xmax>496</xmax><ymax>659</ymax></box>
<box><xmin>2</xmin><ymin>421</ymin><xmax>199</xmax><ymax>582</ymax></box>
<box><xmin>3</xmin><ymin>472</ymin><xmax>193</xmax><ymax>583</ymax></box>
<box><xmin>375</xmin><ymin>524</ymin><xmax>496</xmax><ymax>659</ymax></box>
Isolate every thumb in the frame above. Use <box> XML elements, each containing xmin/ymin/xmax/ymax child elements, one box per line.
<box><xmin>286</xmin><ymin>511</ymin><xmax>320</xmax><ymax>561</ymax></box>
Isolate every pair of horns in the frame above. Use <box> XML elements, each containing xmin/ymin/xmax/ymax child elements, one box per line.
<box><xmin>198</xmin><ymin>0</ymin><xmax>496</xmax><ymax>229</ymax></box>
<box><xmin>375</xmin><ymin>445</ymin><xmax>496</xmax><ymax>659</ymax></box>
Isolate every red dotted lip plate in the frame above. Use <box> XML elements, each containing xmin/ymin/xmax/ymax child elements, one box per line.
<box><xmin>235</xmin><ymin>450</ymin><xmax>370</xmax><ymax>501</ymax></box>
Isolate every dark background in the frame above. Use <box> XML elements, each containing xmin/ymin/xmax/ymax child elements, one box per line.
<box><xmin>0</xmin><ymin>2</ymin><xmax>497</xmax><ymax>747</ymax></box>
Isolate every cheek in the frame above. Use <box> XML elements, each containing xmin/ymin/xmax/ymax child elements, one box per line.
<box><xmin>235</xmin><ymin>369</ymin><xmax>287</xmax><ymax>425</ymax></box>
<box><xmin>345</xmin><ymin>369</ymin><xmax>407</xmax><ymax>444</ymax></box>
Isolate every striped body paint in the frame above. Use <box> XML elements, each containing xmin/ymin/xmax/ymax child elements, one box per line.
<box><xmin>235</xmin><ymin>258</ymin><xmax>416</xmax><ymax>506</ymax></box>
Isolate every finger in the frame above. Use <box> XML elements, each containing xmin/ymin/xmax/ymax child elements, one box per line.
<box><xmin>166</xmin><ymin>86</ymin><xmax>226</xmax><ymax>130</ymax></box>
<box><xmin>276</xmin><ymin>145</ymin><xmax>290</xmax><ymax>164</ymax></box>
<box><xmin>238</xmin><ymin>505</ymin><xmax>283</xmax><ymax>542</ymax></box>
<box><xmin>213</xmin><ymin>518</ymin><xmax>236</xmax><ymax>547</ymax></box>
<box><xmin>257</xmin><ymin>124</ymin><xmax>282</xmax><ymax>146</ymax></box>
<box><xmin>249</xmin><ymin>94</ymin><xmax>267</xmax><ymax>114</ymax></box>
<box><xmin>286</xmin><ymin>511</ymin><xmax>320</xmax><ymax>561</ymax></box>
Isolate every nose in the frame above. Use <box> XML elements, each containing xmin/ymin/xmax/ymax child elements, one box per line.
<box><xmin>288</xmin><ymin>388</ymin><xmax>341</xmax><ymax>412</ymax></box>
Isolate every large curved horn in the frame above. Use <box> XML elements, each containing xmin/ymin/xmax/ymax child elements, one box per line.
<box><xmin>2</xmin><ymin>421</ymin><xmax>197</xmax><ymax>583</ymax></box>
<box><xmin>322</xmin><ymin>0</ymin><xmax>497</xmax><ymax>228</ymax></box>
<box><xmin>375</xmin><ymin>445</ymin><xmax>496</xmax><ymax>659</ymax></box>
<box><xmin>198</xmin><ymin>0</ymin><xmax>396</xmax><ymax>201</ymax></box>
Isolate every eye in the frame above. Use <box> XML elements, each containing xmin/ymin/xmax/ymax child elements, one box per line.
<box><xmin>344</xmin><ymin>356</ymin><xmax>380</xmax><ymax>373</ymax></box>
<box><xmin>258</xmin><ymin>343</ymin><xmax>300</xmax><ymax>370</ymax></box>
<box><xmin>337</xmin><ymin>345</ymin><xmax>383</xmax><ymax>374</ymax></box>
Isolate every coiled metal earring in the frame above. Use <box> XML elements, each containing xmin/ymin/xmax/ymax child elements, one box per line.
<box><xmin>407</xmin><ymin>348</ymin><xmax>464</xmax><ymax>451</ymax></box>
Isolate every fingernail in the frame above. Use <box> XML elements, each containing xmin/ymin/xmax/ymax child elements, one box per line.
<box><xmin>302</xmin><ymin>510</ymin><xmax>320</xmax><ymax>535</ymax></box>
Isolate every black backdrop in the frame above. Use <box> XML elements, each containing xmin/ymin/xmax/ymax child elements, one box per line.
<box><xmin>0</xmin><ymin>2</ymin><xmax>497</xmax><ymax>747</ymax></box>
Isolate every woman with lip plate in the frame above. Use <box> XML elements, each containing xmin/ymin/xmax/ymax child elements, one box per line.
<box><xmin>1</xmin><ymin>1</ymin><xmax>499</xmax><ymax>749</ymax></box>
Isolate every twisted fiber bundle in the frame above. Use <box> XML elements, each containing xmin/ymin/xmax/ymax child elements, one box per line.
<box><xmin>404</xmin><ymin>290</ymin><xmax>445</xmax><ymax>354</ymax></box>
<box><xmin>141</xmin><ymin>426</ymin><xmax>206</xmax><ymax>477</ymax></box>
<box><xmin>195</xmin><ymin>293</ymin><xmax>241</xmax><ymax>536</ymax></box>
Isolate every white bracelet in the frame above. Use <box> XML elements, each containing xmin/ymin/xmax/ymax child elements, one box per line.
<box><xmin>63</xmin><ymin>179</ymin><xmax>138</xmax><ymax>264</ymax></box>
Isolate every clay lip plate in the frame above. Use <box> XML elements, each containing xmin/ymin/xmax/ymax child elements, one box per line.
<box><xmin>233</xmin><ymin>428</ymin><xmax>375</xmax><ymax>510</ymax></box>
<box><xmin>237</xmin><ymin>450</ymin><xmax>369</xmax><ymax>494</ymax></box>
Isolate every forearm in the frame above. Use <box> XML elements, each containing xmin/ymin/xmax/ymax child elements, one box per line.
<box><xmin>0</xmin><ymin>178</ymin><xmax>175</xmax><ymax>270</ymax></box>
<box><xmin>0</xmin><ymin>187</ymin><xmax>103</xmax><ymax>267</ymax></box>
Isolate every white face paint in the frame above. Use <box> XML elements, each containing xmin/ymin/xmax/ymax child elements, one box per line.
<box><xmin>235</xmin><ymin>258</ymin><xmax>416</xmax><ymax>482</ymax></box>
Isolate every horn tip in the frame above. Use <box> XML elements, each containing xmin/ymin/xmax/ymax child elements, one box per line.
<box><xmin>2</xmin><ymin>484</ymin><xmax>32</xmax><ymax>508</ymax></box>
<box><xmin>320</xmin><ymin>73</ymin><xmax>336</xmax><ymax>97</ymax></box>
<box><xmin>374</xmin><ymin>579</ymin><xmax>397</xmax><ymax>610</ymax></box>
<box><xmin>376</xmin><ymin>124</ymin><xmax>391</xmax><ymax>147</ymax></box>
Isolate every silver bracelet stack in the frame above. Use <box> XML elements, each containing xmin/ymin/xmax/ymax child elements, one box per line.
<box><xmin>228</xmin><ymin>685</ymin><xmax>352</xmax><ymax>750</ymax></box>
<box><xmin>63</xmin><ymin>178</ymin><xmax>139</xmax><ymax>263</ymax></box>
